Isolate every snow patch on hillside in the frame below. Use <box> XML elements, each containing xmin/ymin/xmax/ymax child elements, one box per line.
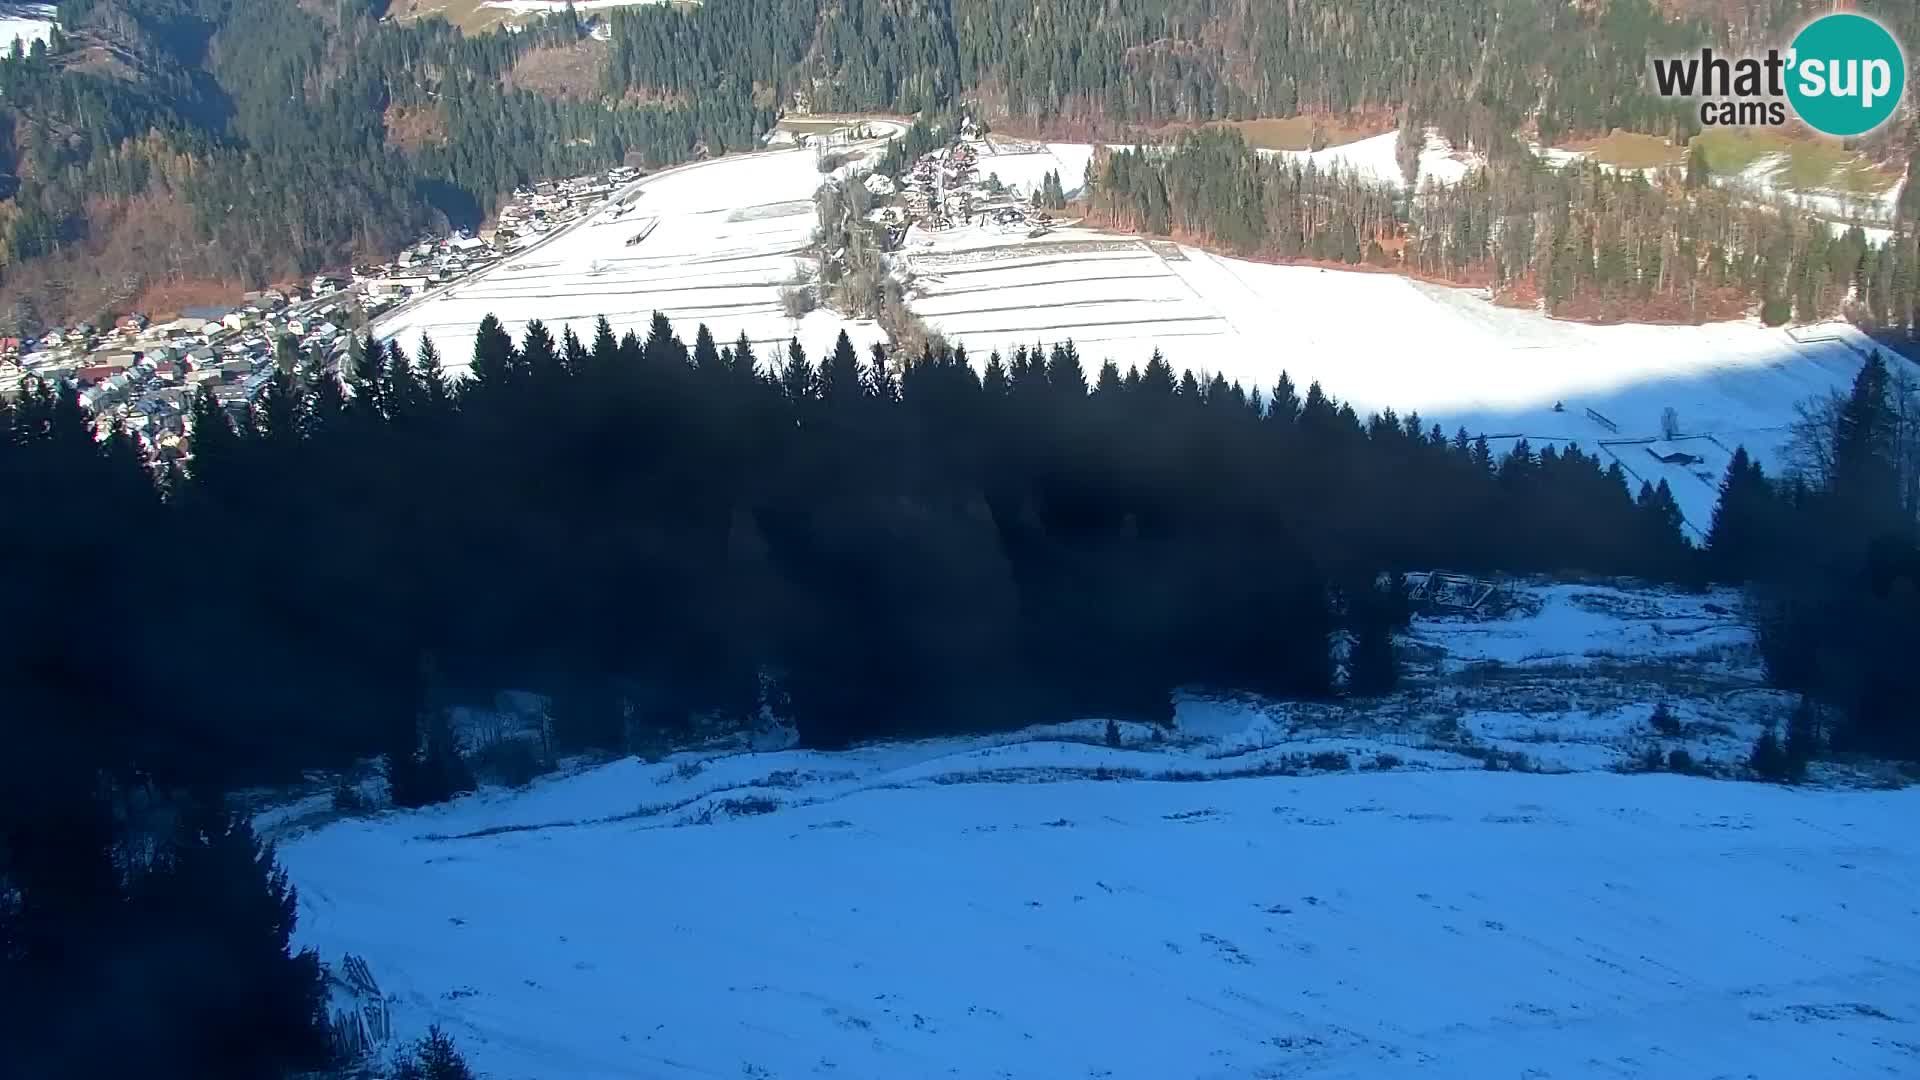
<box><xmin>0</xmin><ymin>3</ymin><xmax>55</xmax><ymax>49</ymax></box>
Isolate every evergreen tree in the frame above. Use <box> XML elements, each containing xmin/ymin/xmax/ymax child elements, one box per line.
<box><xmin>132</xmin><ymin>797</ymin><xmax>335</xmax><ymax>1079</ymax></box>
<box><xmin>393</xmin><ymin>1025</ymin><xmax>478</xmax><ymax>1080</ymax></box>
<box><xmin>780</xmin><ymin>337</ymin><xmax>814</xmax><ymax>402</ymax></box>
<box><xmin>1705</xmin><ymin>446</ymin><xmax>1774</xmax><ymax>582</ymax></box>
<box><xmin>416</xmin><ymin>335</ymin><xmax>456</xmax><ymax>416</ymax></box>
<box><xmin>589</xmin><ymin>316</ymin><xmax>620</xmax><ymax>376</ymax></box>
<box><xmin>521</xmin><ymin>319</ymin><xmax>562</xmax><ymax>384</ymax></box>
<box><xmin>469</xmin><ymin>314</ymin><xmax>519</xmax><ymax>392</ymax></box>
<box><xmin>1831</xmin><ymin>352</ymin><xmax>1901</xmax><ymax>534</ymax></box>
<box><xmin>186</xmin><ymin>386</ymin><xmax>243</xmax><ymax>493</ymax></box>
<box><xmin>819</xmin><ymin>329</ymin><xmax>863</xmax><ymax>402</ymax></box>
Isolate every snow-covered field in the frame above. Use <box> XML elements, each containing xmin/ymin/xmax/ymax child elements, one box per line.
<box><xmin>372</xmin><ymin>150</ymin><xmax>887</xmax><ymax>378</ymax></box>
<box><xmin>901</xmin><ymin>222</ymin><xmax>1903</xmax><ymax>535</ymax></box>
<box><xmin>0</xmin><ymin>2</ymin><xmax>55</xmax><ymax>50</ymax></box>
<box><xmin>1262</xmin><ymin>130</ymin><xmax>1479</xmax><ymax>189</ymax></box>
<box><xmin>276</xmin><ymin>582</ymin><xmax>1920</xmax><ymax>1080</ymax></box>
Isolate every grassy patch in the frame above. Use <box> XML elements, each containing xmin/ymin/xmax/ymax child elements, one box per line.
<box><xmin>1692</xmin><ymin>129</ymin><xmax>1900</xmax><ymax>195</ymax></box>
<box><xmin>1573</xmin><ymin>130</ymin><xmax>1688</xmax><ymax>169</ymax></box>
<box><xmin>1216</xmin><ymin>116</ymin><xmax>1385</xmax><ymax>152</ymax></box>
<box><xmin>504</xmin><ymin>40</ymin><xmax>609</xmax><ymax>99</ymax></box>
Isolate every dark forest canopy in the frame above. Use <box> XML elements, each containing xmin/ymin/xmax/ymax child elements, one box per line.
<box><xmin>3</xmin><ymin>311</ymin><xmax>1916</xmax><ymax>1075</ymax></box>
<box><xmin>4</xmin><ymin>309</ymin><xmax>1915</xmax><ymax>786</ymax></box>
<box><xmin>2</xmin><ymin>0</ymin><xmax>1916</xmax><ymax>327</ymax></box>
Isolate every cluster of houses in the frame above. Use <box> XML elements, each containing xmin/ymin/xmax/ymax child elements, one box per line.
<box><xmin>0</xmin><ymin>164</ymin><xmax>646</xmax><ymax>461</ymax></box>
<box><xmin>866</xmin><ymin>130</ymin><xmax>1054</xmax><ymax>244</ymax></box>
<box><xmin>496</xmin><ymin>167</ymin><xmax>636</xmax><ymax>242</ymax></box>
<box><xmin>0</xmin><ymin>276</ymin><xmax>367</xmax><ymax>461</ymax></box>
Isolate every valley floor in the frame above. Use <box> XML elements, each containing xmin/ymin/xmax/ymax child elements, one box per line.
<box><xmin>277</xmin><ymin>583</ymin><xmax>1920</xmax><ymax>1080</ymax></box>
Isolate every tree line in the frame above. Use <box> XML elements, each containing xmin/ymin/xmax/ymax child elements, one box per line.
<box><xmin>1086</xmin><ymin>128</ymin><xmax>1920</xmax><ymax>328</ymax></box>
<box><xmin>1705</xmin><ymin>351</ymin><xmax>1920</xmax><ymax>762</ymax></box>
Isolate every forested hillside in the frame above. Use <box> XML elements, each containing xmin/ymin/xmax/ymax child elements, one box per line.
<box><xmin>1</xmin><ymin>0</ymin><xmax>1915</xmax><ymax>328</ymax></box>
<box><xmin>1086</xmin><ymin>128</ymin><xmax>1915</xmax><ymax>325</ymax></box>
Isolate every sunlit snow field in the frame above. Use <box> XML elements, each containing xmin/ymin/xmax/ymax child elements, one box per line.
<box><xmin>372</xmin><ymin>149</ymin><xmax>889</xmax><ymax>380</ymax></box>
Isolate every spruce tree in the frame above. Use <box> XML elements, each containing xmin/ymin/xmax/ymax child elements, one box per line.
<box><xmin>819</xmin><ymin>329</ymin><xmax>863</xmax><ymax>402</ymax></box>
<box><xmin>731</xmin><ymin>330</ymin><xmax>760</xmax><ymax>383</ymax></box>
<box><xmin>415</xmin><ymin>335</ymin><xmax>456</xmax><ymax>416</ymax></box>
<box><xmin>1047</xmin><ymin>341</ymin><xmax>1087</xmax><ymax>396</ymax></box>
<box><xmin>394</xmin><ymin>1026</ymin><xmax>477</xmax><ymax>1080</ymax></box>
<box><xmin>186</xmin><ymin>386</ymin><xmax>242</xmax><ymax>494</ymax></box>
<box><xmin>589</xmin><ymin>315</ymin><xmax>619</xmax><ymax>375</ymax></box>
<box><xmin>348</xmin><ymin>334</ymin><xmax>389</xmax><ymax>421</ymax></box>
<box><xmin>1705</xmin><ymin>446</ymin><xmax>1773</xmax><ymax>582</ymax></box>
<box><xmin>1831</xmin><ymin>352</ymin><xmax>1900</xmax><ymax>534</ymax></box>
<box><xmin>393</xmin><ymin>1025</ymin><xmax>477</xmax><ymax>1080</ymax></box>
<box><xmin>521</xmin><ymin>319</ymin><xmax>562</xmax><ymax>384</ymax></box>
<box><xmin>692</xmin><ymin>323</ymin><xmax>723</xmax><ymax>376</ymax></box>
<box><xmin>386</xmin><ymin>338</ymin><xmax>423</xmax><ymax>424</ymax></box>
<box><xmin>780</xmin><ymin>337</ymin><xmax>814</xmax><ymax>402</ymax></box>
<box><xmin>137</xmin><ymin>796</ymin><xmax>334</xmax><ymax>1079</ymax></box>
<box><xmin>981</xmin><ymin>351</ymin><xmax>1010</xmax><ymax>397</ymax></box>
<box><xmin>469</xmin><ymin>314</ymin><xmax>519</xmax><ymax>392</ymax></box>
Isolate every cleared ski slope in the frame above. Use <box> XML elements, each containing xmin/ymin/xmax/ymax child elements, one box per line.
<box><xmin>279</xmin><ymin>584</ymin><xmax>1920</xmax><ymax>1080</ymax></box>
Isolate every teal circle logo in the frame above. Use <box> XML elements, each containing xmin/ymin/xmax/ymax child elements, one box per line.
<box><xmin>1786</xmin><ymin>14</ymin><xmax>1905</xmax><ymax>137</ymax></box>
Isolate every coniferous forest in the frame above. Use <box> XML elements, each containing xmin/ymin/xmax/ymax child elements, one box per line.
<box><xmin>4</xmin><ymin>0</ymin><xmax>1919</xmax><ymax>327</ymax></box>
<box><xmin>4</xmin><ymin>310</ymin><xmax>1919</xmax><ymax>1074</ymax></box>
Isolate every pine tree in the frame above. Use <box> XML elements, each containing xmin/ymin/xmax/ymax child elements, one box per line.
<box><xmin>521</xmin><ymin>319</ymin><xmax>562</xmax><ymax>384</ymax></box>
<box><xmin>1047</xmin><ymin>341</ymin><xmax>1086</xmax><ymax>396</ymax></box>
<box><xmin>137</xmin><ymin>796</ymin><xmax>334</xmax><ymax>1078</ymax></box>
<box><xmin>981</xmin><ymin>351</ymin><xmax>1010</xmax><ymax>397</ymax></box>
<box><xmin>868</xmin><ymin>343</ymin><xmax>898</xmax><ymax>402</ymax></box>
<box><xmin>589</xmin><ymin>315</ymin><xmax>619</xmax><ymax>376</ymax></box>
<box><xmin>780</xmin><ymin>337</ymin><xmax>814</xmax><ymax>402</ymax></box>
<box><xmin>1705</xmin><ymin>446</ymin><xmax>1774</xmax><ymax>582</ymax></box>
<box><xmin>348</xmin><ymin>334</ymin><xmax>388</xmax><ymax>421</ymax></box>
<box><xmin>643</xmin><ymin>311</ymin><xmax>685</xmax><ymax>368</ymax></box>
<box><xmin>186</xmin><ymin>385</ymin><xmax>242</xmax><ymax>493</ymax></box>
<box><xmin>1140</xmin><ymin>349</ymin><xmax>1175</xmax><ymax>396</ymax></box>
<box><xmin>561</xmin><ymin>325</ymin><xmax>589</xmax><ymax>375</ymax></box>
<box><xmin>692</xmin><ymin>323</ymin><xmax>723</xmax><ymax>376</ymax></box>
<box><xmin>416</xmin><ymin>335</ymin><xmax>455</xmax><ymax>416</ymax></box>
<box><xmin>819</xmin><ymin>329</ymin><xmax>863</xmax><ymax>402</ymax></box>
<box><xmin>385</xmin><ymin>338</ymin><xmax>423</xmax><ymax>424</ymax></box>
<box><xmin>1831</xmin><ymin>351</ymin><xmax>1900</xmax><ymax>534</ymax></box>
<box><xmin>731</xmin><ymin>330</ymin><xmax>760</xmax><ymax>383</ymax></box>
<box><xmin>393</xmin><ymin>1025</ymin><xmax>477</xmax><ymax>1080</ymax></box>
<box><xmin>302</xmin><ymin>350</ymin><xmax>348</xmax><ymax>440</ymax></box>
<box><xmin>469</xmin><ymin>313</ymin><xmax>518</xmax><ymax>392</ymax></box>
